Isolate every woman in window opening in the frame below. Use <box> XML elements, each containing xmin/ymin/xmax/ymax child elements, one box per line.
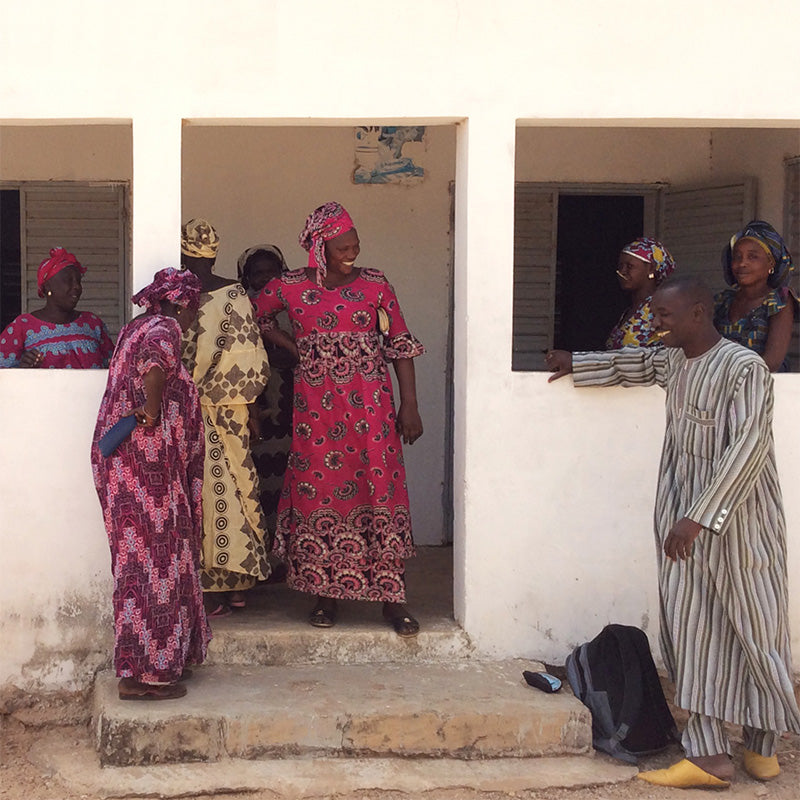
<box><xmin>238</xmin><ymin>244</ymin><xmax>296</xmax><ymax>559</ymax></box>
<box><xmin>91</xmin><ymin>267</ymin><xmax>210</xmax><ymax>700</ymax></box>
<box><xmin>0</xmin><ymin>247</ymin><xmax>114</xmax><ymax>368</ymax></box>
<box><xmin>605</xmin><ymin>237</ymin><xmax>677</xmax><ymax>349</ymax></box>
<box><xmin>714</xmin><ymin>220</ymin><xmax>797</xmax><ymax>372</ymax></box>
<box><xmin>254</xmin><ymin>201</ymin><xmax>425</xmax><ymax>637</ymax></box>
<box><xmin>180</xmin><ymin>219</ymin><xmax>271</xmax><ymax>618</ymax></box>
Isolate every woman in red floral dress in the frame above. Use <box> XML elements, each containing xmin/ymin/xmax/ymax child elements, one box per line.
<box><xmin>254</xmin><ymin>202</ymin><xmax>424</xmax><ymax>636</ymax></box>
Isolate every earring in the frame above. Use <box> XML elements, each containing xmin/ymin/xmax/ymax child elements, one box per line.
<box><xmin>769</xmin><ymin>267</ymin><xmax>775</xmax><ymax>274</ymax></box>
<box><xmin>176</xmin><ymin>308</ymin><xmax>182</xmax><ymax>315</ymax></box>
<box><xmin>648</xmin><ymin>273</ymin><xmax>655</xmax><ymax>280</ymax></box>
<box><xmin>47</xmin><ymin>290</ymin><xmax>52</xmax><ymax>296</ymax></box>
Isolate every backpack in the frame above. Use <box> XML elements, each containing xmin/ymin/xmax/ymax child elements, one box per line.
<box><xmin>565</xmin><ymin>624</ymin><xmax>678</xmax><ymax>764</ymax></box>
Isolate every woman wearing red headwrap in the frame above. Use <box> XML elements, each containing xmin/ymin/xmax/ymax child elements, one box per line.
<box><xmin>254</xmin><ymin>202</ymin><xmax>425</xmax><ymax>637</ymax></box>
<box><xmin>0</xmin><ymin>247</ymin><xmax>114</xmax><ymax>368</ymax></box>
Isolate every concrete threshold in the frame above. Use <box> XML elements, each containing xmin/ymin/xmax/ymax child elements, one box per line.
<box><xmin>33</xmin><ymin>728</ymin><xmax>639</xmax><ymax>800</ymax></box>
<box><xmin>94</xmin><ymin>660</ymin><xmax>592</xmax><ymax>767</ymax></box>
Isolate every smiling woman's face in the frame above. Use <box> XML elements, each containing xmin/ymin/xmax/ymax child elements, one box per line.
<box><xmin>324</xmin><ymin>228</ymin><xmax>360</xmax><ymax>277</ymax></box>
<box><xmin>616</xmin><ymin>252</ymin><xmax>653</xmax><ymax>295</ymax></box>
<box><xmin>44</xmin><ymin>265</ymin><xmax>83</xmax><ymax>310</ymax></box>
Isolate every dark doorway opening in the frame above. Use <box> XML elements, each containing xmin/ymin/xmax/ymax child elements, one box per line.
<box><xmin>0</xmin><ymin>190</ymin><xmax>21</xmax><ymax>330</ymax></box>
<box><xmin>554</xmin><ymin>194</ymin><xmax>644</xmax><ymax>351</ymax></box>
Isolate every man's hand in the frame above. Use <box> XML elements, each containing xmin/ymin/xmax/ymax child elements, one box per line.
<box><xmin>545</xmin><ymin>350</ymin><xmax>573</xmax><ymax>382</ymax></box>
<box><xmin>664</xmin><ymin>517</ymin><xmax>703</xmax><ymax>561</ymax></box>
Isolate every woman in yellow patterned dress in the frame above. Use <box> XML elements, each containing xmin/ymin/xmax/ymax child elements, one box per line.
<box><xmin>180</xmin><ymin>218</ymin><xmax>272</xmax><ymax>616</ymax></box>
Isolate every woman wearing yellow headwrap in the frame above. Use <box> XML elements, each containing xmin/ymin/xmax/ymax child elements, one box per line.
<box><xmin>180</xmin><ymin>218</ymin><xmax>272</xmax><ymax>616</ymax></box>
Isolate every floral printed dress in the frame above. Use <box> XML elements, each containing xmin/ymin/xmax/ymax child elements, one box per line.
<box><xmin>254</xmin><ymin>268</ymin><xmax>425</xmax><ymax>602</ymax></box>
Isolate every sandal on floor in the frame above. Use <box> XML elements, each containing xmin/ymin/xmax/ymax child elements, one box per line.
<box><xmin>309</xmin><ymin>600</ymin><xmax>337</xmax><ymax>628</ymax></box>
<box><xmin>384</xmin><ymin>609</ymin><xmax>420</xmax><ymax>638</ymax></box>
<box><xmin>229</xmin><ymin>591</ymin><xmax>247</xmax><ymax>610</ymax></box>
<box><xmin>118</xmin><ymin>679</ymin><xmax>187</xmax><ymax>701</ymax></box>
<box><xmin>204</xmin><ymin>595</ymin><xmax>232</xmax><ymax>618</ymax></box>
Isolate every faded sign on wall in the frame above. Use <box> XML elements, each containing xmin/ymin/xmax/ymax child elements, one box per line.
<box><xmin>354</xmin><ymin>126</ymin><xmax>425</xmax><ymax>184</ymax></box>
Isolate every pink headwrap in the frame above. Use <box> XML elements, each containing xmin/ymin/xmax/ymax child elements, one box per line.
<box><xmin>132</xmin><ymin>267</ymin><xmax>202</xmax><ymax>313</ymax></box>
<box><xmin>37</xmin><ymin>247</ymin><xmax>85</xmax><ymax>297</ymax></box>
<box><xmin>298</xmin><ymin>202</ymin><xmax>355</xmax><ymax>285</ymax></box>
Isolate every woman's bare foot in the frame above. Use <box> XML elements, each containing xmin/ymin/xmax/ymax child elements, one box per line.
<box><xmin>118</xmin><ymin>677</ymin><xmax>186</xmax><ymax>701</ymax></box>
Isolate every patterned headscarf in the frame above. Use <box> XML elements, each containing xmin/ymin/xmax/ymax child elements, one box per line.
<box><xmin>132</xmin><ymin>267</ymin><xmax>202</xmax><ymax>313</ymax></box>
<box><xmin>298</xmin><ymin>202</ymin><xmax>355</xmax><ymax>285</ymax></box>
<box><xmin>237</xmin><ymin>244</ymin><xmax>288</xmax><ymax>287</ymax></box>
<box><xmin>620</xmin><ymin>238</ymin><xmax>676</xmax><ymax>286</ymax></box>
<box><xmin>722</xmin><ymin>220</ymin><xmax>794</xmax><ymax>289</ymax></box>
<box><xmin>37</xmin><ymin>247</ymin><xmax>85</xmax><ymax>297</ymax></box>
<box><xmin>181</xmin><ymin>218</ymin><xmax>221</xmax><ymax>259</ymax></box>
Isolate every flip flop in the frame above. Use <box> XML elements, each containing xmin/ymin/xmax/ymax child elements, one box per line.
<box><xmin>229</xmin><ymin>592</ymin><xmax>247</xmax><ymax>610</ymax></box>
<box><xmin>118</xmin><ymin>681</ymin><xmax>187</xmax><ymax>701</ymax></box>
<box><xmin>204</xmin><ymin>596</ymin><xmax>232</xmax><ymax>618</ymax></box>
<box><xmin>309</xmin><ymin>600</ymin><xmax>337</xmax><ymax>628</ymax></box>
<box><xmin>384</xmin><ymin>610</ymin><xmax>420</xmax><ymax>638</ymax></box>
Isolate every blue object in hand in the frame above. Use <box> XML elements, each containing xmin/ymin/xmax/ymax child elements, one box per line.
<box><xmin>98</xmin><ymin>415</ymin><xmax>138</xmax><ymax>457</ymax></box>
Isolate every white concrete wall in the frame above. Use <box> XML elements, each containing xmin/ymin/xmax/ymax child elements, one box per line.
<box><xmin>2</xmin><ymin>371</ymin><xmax>799</xmax><ymax>692</ymax></box>
<box><xmin>4</xmin><ymin>0</ymin><xmax>800</xmax><ymax>693</ymax></box>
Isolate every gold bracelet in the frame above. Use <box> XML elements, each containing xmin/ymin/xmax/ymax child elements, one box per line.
<box><xmin>143</xmin><ymin>407</ymin><xmax>160</xmax><ymax>420</ymax></box>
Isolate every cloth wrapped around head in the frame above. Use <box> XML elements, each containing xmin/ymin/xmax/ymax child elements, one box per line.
<box><xmin>723</xmin><ymin>220</ymin><xmax>794</xmax><ymax>289</ymax></box>
<box><xmin>181</xmin><ymin>218</ymin><xmax>221</xmax><ymax>259</ymax></box>
<box><xmin>620</xmin><ymin>238</ymin><xmax>676</xmax><ymax>285</ymax></box>
<box><xmin>237</xmin><ymin>244</ymin><xmax>288</xmax><ymax>283</ymax></box>
<box><xmin>37</xmin><ymin>247</ymin><xmax>85</xmax><ymax>297</ymax></box>
<box><xmin>298</xmin><ymin>202</ymin><xmax>355</xmax><ymax>285</ymax></box>
<box><xmin>132</xmin><ymin>267</ymin><xmax>202</xmax><ymax>314</ymax></box>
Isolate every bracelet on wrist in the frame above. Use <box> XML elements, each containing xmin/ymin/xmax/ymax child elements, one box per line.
<box><xmin>143</xmin><ymin>407</ymin><xmax>160</xmax><ymax>421</ymax></box>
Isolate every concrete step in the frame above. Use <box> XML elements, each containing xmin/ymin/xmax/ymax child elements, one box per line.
<box><xmin>34</xmin><ymin>727</ymin><xmax>639</xmax><ymax>799</ymax></box>
<box><xmin>206</xmin><ymin>585</ymin><xmax>473</xmax><ymax>666</ymax></box>
<box><xmin>94</xmin><ymin>660</ymin><xmax>592</xmax><ymax>767</ymax></box>
<box><xmin>205</xmin><ymin>545</ymin><xmax>471</xmax><ymax>666</ymax></box>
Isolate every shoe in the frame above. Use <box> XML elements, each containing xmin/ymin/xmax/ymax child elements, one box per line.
<box><xmin>309</xmin><ymin>599</ymin><xmax>337</xmax><ymax>628</ymax></box>
<box><xmin>118</xmin><ymin>679</ymin><xmax>187</xmax><ymax>701</ymax></box>
<box><xmin>383</xmin><ymin>607</ymin><xmax>420</xmax><ymax>638</ymax></box>
<box><xmin>743</xmin><ymin>749</ymin><xmax>780</xmax><ymax>781</ymax></box>
<box><xmin>637</xmin><ymin>759</ymin><xmax>730</xmax><ymax>789</ymax></box>
<box><xmin>204</xmin><ymin>595</ymin><xmax>232</xmax><ymax>618</ymax></box>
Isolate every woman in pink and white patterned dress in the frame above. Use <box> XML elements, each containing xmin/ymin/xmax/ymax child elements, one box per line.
<box><xmin>91</xmin><ymin>268</ymin><xmax>210</xmax><ymax>701</ymax></box>
<box><xmin>254</xmin><ymin>202</ymin><xmax>424</xmax><ymax>637</ymax></box>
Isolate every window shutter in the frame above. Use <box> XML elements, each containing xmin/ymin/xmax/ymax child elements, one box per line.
<box><xmin>513</xmin><ymin>185</ymin><xmax>557</xmax><ymax>370</ymax></box>
<box><xmin>660</xmin><ymin>179</ymin><xmax>756</xmax><ymax>290</ymax></box>
<box><xmin>20</xmin><ymin>184</ymin><xmax>128</xmax><ymax>339</ymax></box>
<box><xmin>783</xmin><ymin>158</ymin><xmax>800</xmax><ymax>369</ymax></box>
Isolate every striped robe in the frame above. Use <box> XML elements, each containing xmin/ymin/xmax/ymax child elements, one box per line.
<box><xmin>573</xmin><ymin>339</ymin><xmax>800</xmax><ymax>734</ymax></box>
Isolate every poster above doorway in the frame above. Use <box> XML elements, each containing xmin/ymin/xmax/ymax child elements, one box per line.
<box><xmin>353</xmin><ymin>126</ymin><xmax>425</xmax><ymax>184</ymax></box>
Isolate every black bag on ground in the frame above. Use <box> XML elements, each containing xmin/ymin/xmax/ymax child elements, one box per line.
<box><xmin>565</xmin><ymin>623</ymin><xmax>678</xmax><ymax>764</ymax></box>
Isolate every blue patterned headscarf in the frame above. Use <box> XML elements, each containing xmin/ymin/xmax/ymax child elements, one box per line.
<box><xmin>722</xmin><ymin>220</ymin><xmax>794</xmax><ymax>289</ymax></box>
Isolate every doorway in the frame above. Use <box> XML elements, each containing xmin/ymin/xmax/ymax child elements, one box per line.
<box><xmin>554</xmin><ymin>194</ymin><xmax>644</xmax><ymax>351</ymax></box>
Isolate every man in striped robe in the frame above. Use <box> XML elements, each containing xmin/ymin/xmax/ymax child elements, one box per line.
<box><xmin>547</xmin><ymin>275</ymin><xmax>800</xmax><ymax>789</ymax></box>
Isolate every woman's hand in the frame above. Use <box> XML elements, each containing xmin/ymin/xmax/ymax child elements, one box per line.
<box><xmin>19</xmin><ymin>349</ymin><xmax>44</xmax><ymax>368</ymax></box>
<box><xmin>133</xmin><ymin>406</ymin><xmax>160</xmax><ymax>427</ymax></box>
<box><xmin>396</xmin><ymin>402</ymin><xmax>423</xmax><ymax>445</ymax></box>
<box><xmin>247</xmin><ymin>403</ymin><xmax>261</xmax><ymax>441</ymax></box>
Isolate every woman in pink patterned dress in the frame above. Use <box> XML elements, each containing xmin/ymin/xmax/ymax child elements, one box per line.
<box><xmin>254</xmin><ymin>202</ymin><xmax>424</xmax><ymax>637</ymax></box>
<box><xmin>0</xmin><ymin>247</ymin><xmax>113</xmax><ymax>368</ymax></box>
<box><xmin>91</xmin><ymin>268</ymin><xmax>210</xmax><ymax>701</ymax></box>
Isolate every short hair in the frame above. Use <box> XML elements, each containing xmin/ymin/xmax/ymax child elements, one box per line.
<box><xmin>655</xmin><ymin>274</ymin><xmax>714</xmax><ymax>315</ymax></box>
